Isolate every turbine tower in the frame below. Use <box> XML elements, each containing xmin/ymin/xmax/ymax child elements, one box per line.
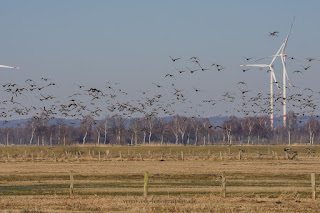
<box><xmin>240</xmin><ymin>18</ymin><xmax>295</xmax><ymax>128</ymax></box>
<box><xmin>280</xmin><ymin>17</ymin><xmax>295</xmax><ymax>127</ymax></box>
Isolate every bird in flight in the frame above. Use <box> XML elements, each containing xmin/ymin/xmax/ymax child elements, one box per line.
<box><xmin>305</xmin><ymin>57</ymin><xmax>317</xmax><ymax>62</ymax></box>
<box><xmin>176</xmin><ymin>68</ymin><xmax>186</xmax><ymax>74</ymax></box>
<box><xmin>169</xmin><ymin>56</ymin><xmax>181</xmax><ymax>62</ymax></box>
<box><xmin>242</xmin><ymin>56</ymin><xmax>253</xmax><ymax>61</ymax></box>
<box><xmin>187</xmin><ymin>67</ymin><xmax>198</xmax><ymax>73</ymax></box>
<box><xmin>165</xmin><ymin>74</ymin><xmax>175</xmax><ymax>78</ymax></box>
<box><xmin>269</xmin><ymin>31</ymin><xmax>279</xmax><ymax>37</ymax></box>
<box><xmin>301</xmin><ymin>65</ymin><xmax>312</xmax><ymax>70</ymax></box>
<box><xmin>237</xmin><ymin>82</ymin><xmax>247</xmax><ymax>86</ymax></box>
<box><xmin>293</xmin><ymin>70</ymin><xmax>303</xmax><ymax>74</ymax></box>
<box><xmin>152</xmin><ymin>83</ymin><xmax>162</xmax><ymax>88</ymax></box>
<box><xmin>242</xmin><ymin>69</ymin><xmax>249</xmax><ymax>72</ymax></box>
<box><xmin>189</xmin><ymin>56</ymin><xmax>200</xmax><ymax>61</ymax></box>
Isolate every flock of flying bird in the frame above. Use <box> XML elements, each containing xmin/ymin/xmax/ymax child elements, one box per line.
<box><xmin>0</xmin><ymin>30</ymin><xmax>319</xmax><ymax>127</ymax></box>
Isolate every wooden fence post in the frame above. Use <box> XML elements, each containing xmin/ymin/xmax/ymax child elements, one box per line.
<box><xmin>119</xmin><ymin>151</ymin><xmax>122</xmax><ymax>161</ymax></box>
<box><xmin>285</xmin><ymin>152</ymin><xmax>288</xmax><ymax>160</ymax></box>
<box><xmin>311</xmin><ymin>173</ymin><xmax>316</xmax><ymax>200</ymax></box>
<box><xmin>144</xmin><ymin>171</ymin><xmax>149</xmax><ymax>197</ymax></box>
<box><xmin>238</xmin><ymin>151</ymin><xmax>242</xmax><ymax>160</ymax></box>
<box><xmin>70</xmin><ymin>170</ymin><xmax>74</xmax><ymax>196</ymax></box>
<box><xmin>53</xmin><ymin>152</ymin><xmax>57</xmax><ymax>162</ymax></box>
<box><xmin>181</xmin><ymin>151</ymin><xmax>184</xmax><ymax>161</ymax></box>
<box><xmin>98</xmin><ymin>151</ymin><xmax>101</xmax><ymax>161</ymax></box>
<box><xmin>105</xmin><ymin>150</ymin><xmax>109</xmax><ymax>160</ymax></box>
<box><xmin>220</xmin><ymin>151</ymin><xmax>223</xmax><ymax>160</ymax></box>
<box><xmin>160</xmin><ymin>152</ymin><xmax>164</xmax><ymax>161</ymax></box>
<box><xmin>221</xmin><ymin>172</ymin><xmax>226</xmax><ymax>198</ymax></box>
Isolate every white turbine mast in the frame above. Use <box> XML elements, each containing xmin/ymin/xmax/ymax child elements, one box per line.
<box><xmin>280</xmin><ymin>17</ymin><xmax>295</xmax><ymax>128</ymax></box>
<box><xmin>239</xmin><ymin>18</ymin><xmax>295</xmax><ymax>128</ymax></box>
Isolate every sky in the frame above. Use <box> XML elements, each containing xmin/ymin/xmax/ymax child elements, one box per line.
<box><xmin>0</xmin><ymin>0</ymin><xmax>319</xmax><ymax>119</ymax></box>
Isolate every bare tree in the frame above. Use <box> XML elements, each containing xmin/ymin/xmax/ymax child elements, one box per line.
<box><xmin>286</xmin><ymin>111</ymin><xmax>297</xmax><ymax>145</ymax></box>
<box><xmin>129</xmin><ymin>118</ymin><xmax>141</xmax><ymax>145</ymax></box>
<box><xmin>191</xmin><ymin>118</ymin><xmax>201</xmax><ymax>145</ymax></box>
<box><xmin>4</xmin><ymin>127</ymin><xmax>10</xmax><ymax>146</ymax></box>
<box><xmin>27</xmin><ymin>116</ymin><xmax>38</xmax><ymax>145</ymax></box>
<box><xmin>102</xmin><ymin>116</ymin><xmax>110</xmax><ymax>144</ymax></box>
<box><xmin>241</xmin><ymin>117</ymin><xmax>255</xmax><ymax>144</ymax></box>
<box><xmin>94</xmin><ymin>120</ymin><xmax>103</xmax><ymax>145</ymax></box>
<box><xmin>145</xmin><ymin>114</ymin><xmax>156</xmax><ymax>144</ymax></box>
<box><xmin>80</xmin><ymin>115</ymin><xmax>95</xmax><ymax>145</ymax></box>
<box><xmin>305</xmin><ymin>117</ymin><xmax>319</xmax><ymax>144</ymax></box>
<box><xmin>56</xmin><ymin>119</ymin><xmax>64</xmax><ymax>145</ymax></box>
<box><xmin>154</xmin><ymin>117</ymin><xmax>168</xmax><ymax>145</ymax></box>
<box><xmin>35</xmin><ymin>112</ymin><xmax>50</xmax><ymax>146</ymax></box>
<box><xmin>178</xmin><ymin>116</ymin><xmax>189</xmax><ymax>144</ymax></box>
<box><xmin>169</xmin><ymin>115</ymin><xmax>180</xmax><ymax>144</ymax></box>
<box><xmin>110</xmin><ymin>114</ymin><xmax>126</xmax><ymax>145</ymax></box>
<box><xmin>201</xmin><ymin>118</ymin><xmax>211</xmax><ymax>145</ymax></box>
<box><xmin>222</xmin><ymin>116</ymin><xmax>239</xmax><ymax>145</ymax></box>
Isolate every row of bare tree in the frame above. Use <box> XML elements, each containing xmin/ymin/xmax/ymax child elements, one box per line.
<box><xmin>0</xmin><ymin>111</ymin><xmax>319</xmax><ymax>146</ymax></box>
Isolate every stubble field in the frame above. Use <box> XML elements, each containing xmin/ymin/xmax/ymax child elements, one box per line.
<box><xmin>0</xmin><ymin>145</ymin><xmax>319</xmax><ymax>212</ymax></box>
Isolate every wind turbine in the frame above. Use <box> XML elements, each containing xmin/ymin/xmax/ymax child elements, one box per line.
<box><xmin>239</xmin><ymin>50</ymin><xmax>282</xmax><ymax>129</ymax></box>
<box><xmin>239</xmin><ymin>18</ymin><xmax>295</xmax><ymax>128</ymax></box>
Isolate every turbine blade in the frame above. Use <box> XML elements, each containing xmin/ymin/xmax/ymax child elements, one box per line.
<box><xmin>0</xmin><ymin>65</ymin><xmax>20</xmax><ymax>69</ymax></box>
<box><xmin>239</xmin><ymin>64</ymin><xmax>269</xmax><ymax>67</ymax></box>
<box><xmin>282</xmin><ymin>17</ymin><xmax>295</xmax><ymax>53</ymax></box>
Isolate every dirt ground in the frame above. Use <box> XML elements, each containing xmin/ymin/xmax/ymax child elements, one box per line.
<box><xmin>0</xmin><ymin>145</ymin><xmax>319</xmax><ymax>212</ymax></box>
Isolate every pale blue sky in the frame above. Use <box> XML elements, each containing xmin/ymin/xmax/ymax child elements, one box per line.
<box><xmin>0</xmin><ymin>0</ymin><xmax>319</xmax><ymax>117</ymax></box>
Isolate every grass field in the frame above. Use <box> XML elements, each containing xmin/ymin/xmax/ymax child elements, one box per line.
<box><xmin>0</xmin><ymin>145</ymin><xmax>319</xmax><ymax>212</ymax></box>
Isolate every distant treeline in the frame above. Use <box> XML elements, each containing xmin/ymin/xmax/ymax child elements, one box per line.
<box><xmin>0</xmin><ymin>111</ymin><xmax>319</xmax><ymax>146</ymax></box>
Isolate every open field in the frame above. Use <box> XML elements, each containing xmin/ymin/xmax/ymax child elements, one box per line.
<box><xmin>0</xmin><ymin>145</ymin><xmax>319</xmax><ymax>212</ymax></box>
